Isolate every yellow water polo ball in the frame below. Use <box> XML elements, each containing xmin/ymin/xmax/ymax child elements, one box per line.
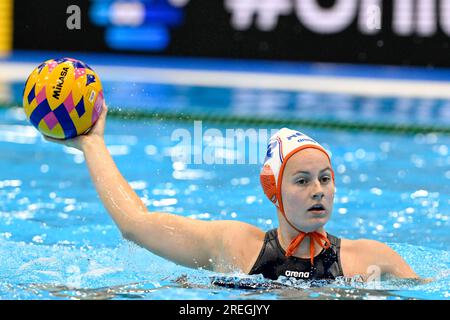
<box><xmin>23</xmin><ymin>57</ymin><xmax>104</xmax><ymax>139</ymax></box>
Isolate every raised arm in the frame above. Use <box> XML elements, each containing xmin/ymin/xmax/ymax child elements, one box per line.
<box><xmin>80</xmin><ymin>125</ymin><xmax>219</xmax><ymax>269</ymax></box>
<box><xmin>44</xmin><ymin>104</ymin><xmax>262</xmax><ymax>272</ymax></box>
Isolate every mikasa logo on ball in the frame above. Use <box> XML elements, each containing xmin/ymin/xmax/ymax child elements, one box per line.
<box><xmin>52</xmin><ymin>67</ymin><xmax>69</xmax><ymax>100</ymax></box>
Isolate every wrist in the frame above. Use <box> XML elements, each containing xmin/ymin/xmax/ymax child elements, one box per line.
<box><xmin>80</xmin><ymin>135</ymin><xmax>105</xmax><ymax>152</ymax></box>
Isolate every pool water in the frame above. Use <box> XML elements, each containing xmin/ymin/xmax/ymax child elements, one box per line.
<box><xmin>0</xmin><ymin>82</ymin><xmax>449</xmax><ymax>300</ymax></box>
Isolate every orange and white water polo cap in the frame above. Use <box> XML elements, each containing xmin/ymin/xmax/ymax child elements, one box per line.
<box><xmin>260</xmin><ymin>128</ymin><xmax>335</xmax><ymax>214</ymax></box>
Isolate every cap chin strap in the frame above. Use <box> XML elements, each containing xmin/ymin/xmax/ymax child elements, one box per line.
<box><xmin>282</xmin><ymin>213</ymin><xmax>331</xmax><ymax>265</ymax></box>
<box><xmin>269</xmin><ymin>146</ymin><xmax>334</xmax><ymax>264</ymax></box>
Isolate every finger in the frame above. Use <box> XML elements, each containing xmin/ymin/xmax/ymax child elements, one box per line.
<box><xmin>89</xmin><ymin>107</ymin><xmax>107</xmax><ymax>135</ymax></box>
<box><xmin>101</xmin><ymin>104</ymin><xmax>108</xmax><ymax>118</ymax></box>
<box><xmin>96</xmin><ymin>104</ymin><xmax>108</xmax><ymax>125</ymax></box>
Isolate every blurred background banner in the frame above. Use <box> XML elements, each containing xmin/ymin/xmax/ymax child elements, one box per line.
<box><xmin>11</xmin><ymin>0</ymin><xmax>450</xmax><ymax>67</ymax></box>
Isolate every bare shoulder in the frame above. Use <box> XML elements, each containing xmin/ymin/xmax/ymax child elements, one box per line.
<box><xmin>342</xmin><ymin>238</ymin><xmax>391</xmax><ymax>253</ymax></box>
<box><xmin>209</xmin><ymin>220</ymin><xmax>266</xmax><ymax>274</ymax></box>
<box><xmin>340</xmin><ymin>238</ymin><xmax>418</xmax><ymax>279</ymax></box>
<box><xmin>217</xmin><ymin>220</ymin><xmax>266</xmax><ymax>253</ymax></box>
<box><xmin>339</xmin><ymin>238</ymin><xmax>365</xmax><ymax>277</ymax></box>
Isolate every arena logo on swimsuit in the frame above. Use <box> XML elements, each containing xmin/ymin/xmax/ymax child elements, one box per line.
<box><xmin>285</xmin><ymin>270</ymin><xmax>310</xmax><ymax>278</ymax></box>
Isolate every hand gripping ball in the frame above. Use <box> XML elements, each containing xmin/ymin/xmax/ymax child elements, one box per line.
<box><xmin>23</xmin><ymin>58</ymin><xmax>104</xmax><ymax>139</ymax></box>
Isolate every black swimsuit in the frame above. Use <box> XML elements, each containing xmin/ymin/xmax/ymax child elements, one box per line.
<box><xmin>248</xmin><ymin>228</ymin><xmax>344</xmax><ymax>280</ymax></box>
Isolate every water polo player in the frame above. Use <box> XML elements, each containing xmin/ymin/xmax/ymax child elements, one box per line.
<box><xmin>45</xmin><ymin>104</ymin><xmax>419</xmax><ymax>282</ymax></box>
